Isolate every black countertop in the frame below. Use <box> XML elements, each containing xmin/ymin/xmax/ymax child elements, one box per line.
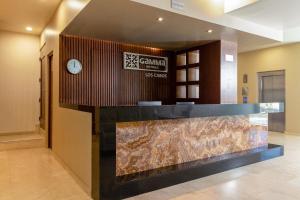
<box><xmin>99</xmin><ymin>103</ymin><xmax>284</xmax><ymax>123</ymax></box>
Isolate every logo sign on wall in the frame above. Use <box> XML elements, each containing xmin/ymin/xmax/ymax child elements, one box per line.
<box><xmin>123</xmin><ymin>52</ymin><xmax>168</xmax><ymax>73</ymax></box>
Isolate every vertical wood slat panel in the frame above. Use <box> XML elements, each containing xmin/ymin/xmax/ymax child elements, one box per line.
<box><xmin>60</xmin><ymin>35</ymin><xmax>92</xmax><ymax>106</ymax></box>
<box><xmin>60</xmin><ymin>35</ymin><xmax>172</xmax><ymax>106</ymax></box>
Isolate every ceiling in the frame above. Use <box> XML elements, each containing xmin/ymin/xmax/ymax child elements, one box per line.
<box><xmin>0</xmin><ymin>0</ymin><xmax>61</xmax><ymax>35</ymax></box>
<box><xmin>63</xmin><ymin>0</ymin><xmax>278</xmax><ymax>52</ymax></box>
<box><xmin>229</xmin><ymin>0</ymin><xmax>300</xmax><ymax>30</ymax></box>
<box><xmin>224</xmin><ymin>0</ymin><xmax>259</xmax><ymax>13</ymax></box>
<box><xmin>1</xmin><ymin>0</ymin><xmax>299</xmax><ymax>51</ymax></box>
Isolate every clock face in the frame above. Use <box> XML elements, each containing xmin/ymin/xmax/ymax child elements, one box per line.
<box><xmin>67</xmin><ymin>59</ymin><xmax>82</xmax><ymax>75</ymax></box>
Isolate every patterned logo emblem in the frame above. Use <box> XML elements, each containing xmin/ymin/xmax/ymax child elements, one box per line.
<box><xmin>124</xmin><ymin>53</ymin><xmax>139</xmax><ymax>69</ymax></box>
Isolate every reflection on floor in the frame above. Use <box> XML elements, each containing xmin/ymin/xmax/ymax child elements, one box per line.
<box><xmin>0</xmin><ymin>132</ymin><xmax>299</xmax><ymax>200</ymax></box>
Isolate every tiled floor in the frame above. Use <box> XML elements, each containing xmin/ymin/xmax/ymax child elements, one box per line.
<box><xmin>0</xmin><ymin>132</ymin><xmax>300</xmax><ymax>200</ymax></box>
<box><xmin>0</xmin><ymin>148</ymin><xmax>91</xmax><ymax>200</ymax></box>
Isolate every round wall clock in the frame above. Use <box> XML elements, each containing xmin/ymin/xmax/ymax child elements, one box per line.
<box><xmin>67</xmin><ymin>59</ymin><xmax>82</xmax><ymax>75</ymax></box>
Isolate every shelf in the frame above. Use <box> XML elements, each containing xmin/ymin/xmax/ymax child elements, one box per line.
<box><xmin>176</xmin><ymin>98</ymin><xmax>200</xmax><ymax>101</ymax></box>
<box><xmin>176</xmin><ymin>63</ymin><xmax>200</xmax><ymax>69</ymax></box>
<box><xmin>176</xmin><ymin>65</ymin><xmax>186</xmax><ymax>69</ymax></box>
<box><xmin>187</xmin><ymin>63</ymin><xmax>200</xmax><ymax>68</ymax></box>
<box><xmin>175</xmin><ymin>47</ymin><xmax>201</xmax><ymax>101</ymax></box>
<box><xmin>176</xmin><ymin>81</ymin><xmax>200</xmax><ymax>86</ymax></box>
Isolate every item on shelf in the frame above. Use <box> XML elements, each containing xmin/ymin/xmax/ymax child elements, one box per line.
<box><xmin>176</xmin><ymin>86</ymin><xmax>186</xmax><ymax>98</ymax></box>
<box><xmin>188</xmin><ymin>85</ymin><xmax>199</xmax><ymax>98</ymax></box>
<box><xmin>176</xmin><ymin>53</ymin><xmax>186</xmax><ymax>66</ymax></box>
<box><xmin>188</xmin><ymin>67</ymin><xmax>199</xmax><ymax>81</ymax></box>
<box><xmin>176</xmin><ymin>69</ymin><xmax>187</xmax><ymax>82</ymax></box>
<box><xmin>188</xmin><ymin>50</ymin><xmax>200</xmax><ymax>64</ymax></box>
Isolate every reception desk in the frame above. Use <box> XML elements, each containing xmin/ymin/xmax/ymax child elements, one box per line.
<box><xmin>94</xmin><ymin>103</ymin><xmax>284</xmax><ymax>200</ymax></box>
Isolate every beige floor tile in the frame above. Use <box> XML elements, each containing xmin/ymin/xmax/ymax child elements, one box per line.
<box><xmin>0</xmin><ymin>148</ymin><xmax>91</xmax><ymax>200</ymax></box>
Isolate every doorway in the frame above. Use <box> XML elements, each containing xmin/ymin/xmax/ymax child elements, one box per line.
<box><xmin>48</xmin><ymin>53</ymin><xmax>53</xmax><ymax>149</ymax></box>
<box><xmin>258</xmin><ymin>70</ymin><xmax>285</xmax><ymax>132</ymax></box>
<box><xmin>40</xmin><ymin>57</ymin><xmax>46</xmax><ymax>131</ymax></box>
<box><xmin>39</xmin><ymin>52</ymin><xmax>53</xmax><ymax>149</ymax></box>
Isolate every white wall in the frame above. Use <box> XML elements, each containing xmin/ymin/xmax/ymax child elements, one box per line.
<box><xmin>0</xmin><ymin>30</ymin><xmax>40</xmax><ymax>134</ymax></box>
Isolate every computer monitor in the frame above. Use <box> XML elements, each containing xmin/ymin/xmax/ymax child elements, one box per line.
<box><xmin>138</xmin><ymin>101</ymin><xmax>162</xmax><ymax>106</ymax></box>
<box><xmin>176</xmin><ymin>102</ymin><xmax>195</xmax><ymax>105</ymax></box>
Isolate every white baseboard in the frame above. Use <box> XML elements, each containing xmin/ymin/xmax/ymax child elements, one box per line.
<box><xmin>284</xmin><ymin>131</ymin><xmax>300</xmax><ymax>136</ymax></box>
<box><xmin>0</xmin><ymin>125</ymin><xmax>41</xmax><ymax>136</ymax></box>
<box><xmin>0</xmin><ymin>130</ymin><xmax>35</xmax><ymax>136</ymax></box>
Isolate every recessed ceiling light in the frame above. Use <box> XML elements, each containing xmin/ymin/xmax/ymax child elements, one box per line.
<box><xmin>68</xmin><ymin>0</ymin><xmax>85</xmax><ymax>9</ymax></box>
<box><xmin>207</xmin><ymin>29</ymin><xmax>213</xmax><ymax>33</ymax></box>
<box><xmin>157</xmin><ymin>17</ymin><xmax>164</xmax><ymax>22</ymax></box>
<box><xmin>26</xmin><ymin>27</ymin><xmax>33</xmax><ymax>32</ymax></box>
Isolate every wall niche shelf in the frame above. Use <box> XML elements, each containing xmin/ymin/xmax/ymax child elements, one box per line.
<box><xmin>173</xmin><ymin>41</ymin><xmax>228</xmax><ymax>104</ymax></box>
<box><xmin>175</xmin><ymin>48</ymin><xmax>201</xmax><ymax>102</ymax></box>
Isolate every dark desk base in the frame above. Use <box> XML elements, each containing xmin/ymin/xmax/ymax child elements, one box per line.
<box><xmin>98</xmin><ymin>144</ymin><xmax>283</xmax><ymax>200</ymax></box>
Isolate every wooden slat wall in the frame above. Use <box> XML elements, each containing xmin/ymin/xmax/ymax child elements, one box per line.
<box><xmin>60</xmin><ymin>36</ymin><xmax>92</xmax><ymax>105</ymax></box>
<box><xmin>60</xmin><ymin>35</ymin><xmax>172</xmax><ymax>106</ymax></box>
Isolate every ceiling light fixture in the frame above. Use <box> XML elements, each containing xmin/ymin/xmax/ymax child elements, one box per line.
<box><xmin>68</xmin><ymin>0</ymin><xmax>85</xmax><ymax>9</ymax></box>
<box><xmin>207</xmin><ymin>29</ymin><xmax>213</xmax><ymax>33</ymax></box>
<box><xmin>26</xmin><ymin>26</ymin><xmax>33</xmax><ymax>32</ymax></box>
<box><xmin>44</xmin><ymin>29</ymin><xmax>58</xmax><ymax>36</ymax></box>
<box><xmin>157</xmin><ymin>17</ymin><xmax>164</xmax><ymax>22</ymax></box>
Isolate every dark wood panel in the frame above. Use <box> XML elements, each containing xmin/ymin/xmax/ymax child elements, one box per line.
<box><xmin>60</xmin><ymin>36</ymin><xmax>92</xmax><ymax>105</ymax></box>
<box><xmin>60</xmin><ymin>35</ymin><xmax>172</xmax><ymax>106</ymax></box>
<box><xmin>200</xmin><ymin>41</ymin><xmax>221</xmax><ymax>104</ymax></box>
<box><xmin>40</xmin><ymin>57</ymin><xmax>46</xmax><ymax>129</ymax></box>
